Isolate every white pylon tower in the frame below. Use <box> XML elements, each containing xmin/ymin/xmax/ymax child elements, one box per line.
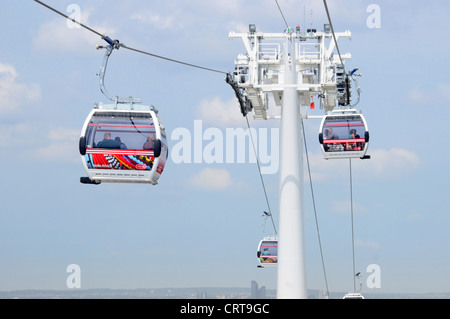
<box><xmin>228</xmin><ymin>24</ymin><xmax>352</xmax><ymax>299</ymax></box>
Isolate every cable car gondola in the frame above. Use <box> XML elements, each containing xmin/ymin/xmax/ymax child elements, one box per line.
<box><xmin>79</xmin><ymin>102</ymin><xmax>168</xmax><ymax>184</ymax></box>
<box><xmin>343</xmin><ymin>292</ymin><xmax>365</xmax><ymax>299</ymax></box>
<box><xmin>78</xmin><ymin>37</ymin><xmax>168</xmax><ymax>185</ymax></box>
<box><xmin>318</xmin><ymin>109</ymin><xmax>370</xmax><ymax>160</ymax></box>
<box><xmin>257</xmin><ymin>236</ymin><xmax>278</xmax><ymax>268</ymax></box>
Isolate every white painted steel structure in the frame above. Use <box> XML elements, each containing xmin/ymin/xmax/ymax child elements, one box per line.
<box><xmin>229</xmin><ymin>25</ymin><xmax>353</xmax><ymax>299</ymax></box>
<box><xmin>229</xmin><ymin>27</ymin><xmax>352</xmax><ymax>120</ymax></box>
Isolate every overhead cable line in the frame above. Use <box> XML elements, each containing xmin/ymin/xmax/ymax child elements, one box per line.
<box><xmin>245</xmin><ymin>115</ymin><xmax>277</xmax><ymax>235</ymax></box>
<box><xmin>34</xmin><ymin>0</ymin><xmax>104</xmax><ymax>38</ymax></box>
<box><xmin>324</xmin><ymin>0</ymin><xmax>364</xmax><ymax>108</ymax></box>
<box><xmin>323</xmin><ymin>0</ymin><xmax>361</xmax><ymax>292</ymax></box>
<box><xmin>323</xmin><ymin>0</ymin><xmax>346</xmax><ymax>73</ymax></box>
<box><xmin>274</xmin><ymin>0</ymin><xmax>290</xmax><ymax>30</ymax></box>
<box><xmin>301</xmin><ymin>118</ymin><xmax>330</xmax><ymax>298</ymax></box>
<box><xmin>349</xmin><ymin>158</ymin><xmax>357</xmax><ymax>293</ymax></box>
<box><xmin>33</xmin><ymin>0</ymin><xmax>228</xmax><ymax>75</ymax></box>
<box><xmin>120</xmin><ymin>44</ymin><xmax>227</xmax><ymax>75</ymax></box>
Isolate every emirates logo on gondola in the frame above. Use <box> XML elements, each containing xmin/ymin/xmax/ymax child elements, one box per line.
<box><xmin>135</xmin><ymin>164</ymin><xmax>148</xmax><ymax>170</ymax></box>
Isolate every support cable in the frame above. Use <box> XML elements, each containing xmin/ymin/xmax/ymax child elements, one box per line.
<box><xmin>349</xmin><ymin>158</ymin><xmax>357</xmax><ymax>293</ymax></box>
<box><xmin>323</xmin><ymin>0</ymin><xmax>363</xmax><ymax>109</ymax></box>
<box><xmin>121</xmin><ymin>45</ymin><xmax>228</xmax><ymax>75</ymax></box>
<box><xmin>325</xmin><ymin>0</ymin><xmax>362</xmax><ymax>294</ymax></box>
<box><xmin>323</xmin><ymin>0</ymin><xmax>346</xmax><ymax>73</ymax></box>
<box><xmin>245</xmin><ymin>115</ymin><xmax>277</xmax><ymax>235</ymax></box>
<box><xmin>274</xmin><ymin>0</ymin><xmax>290</xmax><ymax>30</ymax></box>
<box><xmin>34</xmin><ymin>0</ymin><xmax>104</xmax><ymax>38</ymax></box>
<box><xmin>34</xmin><ymin>0</ymin><xmax>228</xmax><ymax>75</ymax></box>
<box><xmin>301</xmin><ymin>118</ymin><xmax>330</xmax><ymax>298</ymax></box>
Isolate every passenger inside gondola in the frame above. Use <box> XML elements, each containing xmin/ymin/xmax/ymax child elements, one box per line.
<box><xmin>323</xmin><ymin>128</ymin><xmax>338</xmax><ymax>140</ymax></box>
<box><xmin>115</xmin><ymin>136</ymin><xmax>127</xmax><ymax>149</ymax></box>
<box><xmin>96</xmin><ymin>132</ymin><xmax>120</xmax><ymax>149</ymax></box>
<box><xmin>143</xmin><ymin>134</ymin><xmax>156</xmax><ymax>150</ymax></box>
<box><xmin>323</xmin><ymin>128</ymin><xmax>340</xmax><ymax>152</ymax></box>
<box><xmin>258</xmin><ymin>242</ymin><xmax>278</xmax><ymax>264</ymax></box>
<box><xmin>346</xmin><ymin>129</ymin><xmax>361</xmax><ymax>151</ymax></box>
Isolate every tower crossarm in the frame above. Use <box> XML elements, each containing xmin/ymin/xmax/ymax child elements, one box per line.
<box><xmin>229</xmin><ymin>26</ymin><xmax>352</xmax><ymax>118</ymax></box>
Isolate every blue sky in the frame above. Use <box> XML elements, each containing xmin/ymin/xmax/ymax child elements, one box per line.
<box><xmin>0</xmin><ymin>0</ymin><xmax>449</xmax><ymax>295</ymax></box>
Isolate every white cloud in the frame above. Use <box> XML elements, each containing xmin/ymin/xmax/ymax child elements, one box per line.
<box><xmin>331</xmin><ymin>200</ymin><xmax>367</xmax><ymax>215</ymax></box>
<box><xmin>355</xmin><ymin>238</ymin><xmax>380</xmax><ymax>249</ymax></box>
<box><xmin>0</xmin><ymin>123</ymin><xmax>37</xmax><ymax>147</ymax></box>
<box><xmin>405</xmin><ymin>86</ymin><xmax>426</xmax><ymax>104</ymax></box>
<box><xmin>355</xmin><ymin>147</ymin><xmax>421</xmax><ymax>178</ymax></box>
<box><xmin>436</xmin><ymin>83</ymin><xmax>450</xmax><ymax>101</ymax></box>
<box><xmin>34</xmin><ymin>127</ymin><xmax>80</xmax><ymax>163</ymax></box>
<box><xmin>34</xmin><ymin>141</ymin><xmax>79</xmax><ymax>164</ymax></box>
<box><xmin>46</xmin><ymin>126</ymin><xmax>80</xmax><ymax>142</ymax></box>
<box><xmin>188</xmin><ymin>168</ymin><xmax>233</xmax><ymax>191</ymax></box>
<box><xmin>131</xmin><ymin>10</ymin><xmax>184</xmax><ymax>30</ymax></box>
<box><xmin>227</xmin><ymin>22</ymin><xmax>252</xmax><ymax>34</ymax></box>
<box><xmin>197</xmin><ymin>97</ymin><xmax>244</xmax><ymax>127</ymax></box>
<box><xmin>406</xmin><ymin>82</ymin><xmax>450</xmax><ymax>105</ymax></box>
<box><xmin>406</xmin><ymin>212</ymin><xmax>423</xmax><ymax>223</ymax></box>
<box><xmin>33</xmin><ymin>9</ymin><xmax>116</xmax><ymax>53</ymax></box>
<box><xmin>0</xmin><ymin>63</ymin><xmax>41</xmax><ymax>115</ymax></box>
<box><xmin>309</xmin><ymin>147</ymin><xmax>421</xmax><ymax>182</ymax></box>
<box><xmin>0</xmin><ymin>123</ymin><xmax>80</xmax><ymax>164</ymax></box>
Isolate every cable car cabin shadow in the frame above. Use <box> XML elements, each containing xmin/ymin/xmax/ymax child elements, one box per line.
<box><xmin>257</xmin><ymin>236</ymin><xmax>278</xmax><ymax>268</ymax></box>
<box><xmin>318</xmin><ymin>109</ymin><xmax>370</xmax><ymax>160</ymax></box>
<box><xmin>79</xmin><ymin>102</ymin><xmax>168</xmax><ymax>185</ymax></box>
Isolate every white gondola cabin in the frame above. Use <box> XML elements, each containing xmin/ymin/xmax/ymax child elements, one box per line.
<box><xmin>257</xmin><ymin>236</ymin><xmax>278</xmax><ymax>268</ymax></box>
<box><xmin>319</xmin><ymin>109</ymin><xmax>370</xmax><ymax>160</ymax></box>
<box><xmin>343</xmin><ymin>292</ymin><xmax>365</xmax><ymax>299</ymax></box>
<box><xmin>79</xmin><ymin>102</ymin><xmax>168</xmax><ymax>184</ymax></box>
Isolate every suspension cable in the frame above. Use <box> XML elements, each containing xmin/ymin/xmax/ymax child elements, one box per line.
<box><xmin>301</xmin><ymin>118</ymin><xmax>330</xmax><ymax>298</ymax></box>
<box><xmin>349</xmin><ymin>158</ymin><xmax>357</xmax><ymax>293</ymax></box>
<box><xmin>120</xmin><ymin>44</ymin><xmax>227</xmax><ymax>75</ymax></box>
<box><xmin>274</xmin><ymin>0</ymin><xmax>290</xmax><ymax>30</ymax></box>
<box><xmin>323</xmin><ymin>4</ymin><xmax>358</xmax><ymax>286</ymax></box>
<box><xmin>34</xmin><ymin>0</ymin><xmax>228</xmax><ymax>75</ymax></box>
<box><xmin>245</xmin><ymin>115</ymin><xmax>277</xmax><ymax>235</ymax></box>
<box><xmin>323</xmin><ymin>0</ymin><xmax>346</xmax><ymax>73</ymax></box>
<box><xmin>34</xmin><ymin>0</ymin><xmax>105</xmax><ymax>38</ymax></box>
<box><xmin>325</xmin><ymin>1</ymin><xmax>360</xmax><ymax>293</ymax></box>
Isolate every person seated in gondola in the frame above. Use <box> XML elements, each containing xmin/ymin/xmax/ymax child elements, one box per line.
<box><xmin>323</xmin><ymin>128</ymin><xmax>339</xmax><ymax>151</ymax></box>
<box><xmin>323</xmin><ymin>128</ymin><xmax>338</xmax><ymax>140</ymax></box>
<box><xmin>143</xmin><ymin>134</ymin><xmax>155</xmax><ymax>150</ymax></box>
<box><xmin>260</xmin><ymin>248</ymin><xmax>271</xmax><ymax>263</ymax></box>
<box><xmin>115</xmin><ymin>136</ymin><xmax>127</xmax><ymax>149</ymax></box>
<box><xmin>96</xmin><ymin>132</ymin><xmax>120</xmax><ymax>149</ymax></box>
<box><xmin>346</xmin><ymin>129</ymin><xmax>360</xmax><ymax>151</ymax></box>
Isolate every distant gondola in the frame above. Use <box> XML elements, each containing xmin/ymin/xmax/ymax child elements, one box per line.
<box><xmin>257</xmin><ymin>236</ymin><xmax>278</xmax><ymax>268</ymax></box>
<box><xmin>343</xmin><ymin>292</ymin><xmax>365</xmax><ymax>299</ymax></box>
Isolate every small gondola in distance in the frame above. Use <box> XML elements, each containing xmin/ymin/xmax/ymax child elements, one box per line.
<box><xmin>257</xmin><ymin>235</ymin><xmax>278</xmax><ymax>268</ymax></box>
